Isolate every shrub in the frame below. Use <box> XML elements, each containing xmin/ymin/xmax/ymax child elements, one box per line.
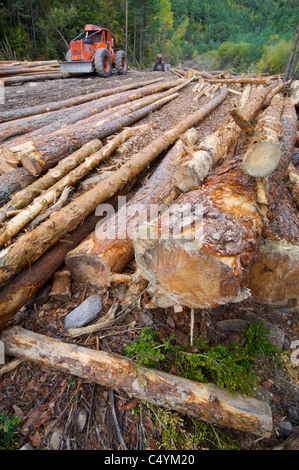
<box><xmin>257</xmin><ymin>39</ymin><xmax>293</xmax><ymax>74</ymax></box>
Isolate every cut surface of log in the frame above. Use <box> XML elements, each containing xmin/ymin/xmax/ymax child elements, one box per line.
<box><xmin>49</xmin><ymin>268</ymin><xmax>72</xmax><ymax>302</ymax></box>
<box><xmin>66</xmin><ymin>129</ymin><xmax>199</xmax><ymax>289</ymax></box>
<box><xmin>0</xmin><ymin>326</ymin><xmax>273</xmax><ymax>437</ymax></box>
<box><xmin>133</xmin><ymin>98</ymin><xmax>297</xmax><ymax>309</ymax></box>
<box><xmin>248</xmin><ymin>239</ymin><xmax>299</xmax><ymax>307</ymax></box>
<box><xmin>0</xmin><ymin>89</ymin><xmax>228</xmax><ymax>289</ymax></box>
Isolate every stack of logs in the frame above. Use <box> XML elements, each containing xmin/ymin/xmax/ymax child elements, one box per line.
<box><xmin>0</xmin><ymin>60</ymin><xmax>69</xmax><ymax>85</ymax></box>
<box><xmin>0</xmin><ymin>69</ymin><xmax>298</xmax><ymax>438</ymax></box>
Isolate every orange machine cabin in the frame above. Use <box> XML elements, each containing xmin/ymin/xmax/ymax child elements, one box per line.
<box><xmin>70</xmin><ymin>25</ymin><xmax>115</xmax><ymax>63</ymax></box>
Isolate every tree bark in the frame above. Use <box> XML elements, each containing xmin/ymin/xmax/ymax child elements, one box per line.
<box><xmin>0</xmin><ymin>78</ymin><xmax>164</xmax><ymax>124</ymax></box>
<box><xmin>0</xmin><ymin>91</ymin><xmax>228</xmax><ymax>289</ymax></box>
<box><xmin>133</xmin><ymin>98</ymin><xmax>297</xmax><ymax>309</ymax></box>
<box><xmin>17</xmin><ymin>92</ymin><xmax>179</xmax><ymax>176</ymax></box>
<box><xmin>0</xmin><ymin>213</ymin><xmax>98</xmax><ymax>329</ymax></box>
<box><xmin>65</xmin><ymin>129</ymin><xmax>199</xmax><ymax>289</ymax></box>
<box><xmin>172</xmin><ymin>83</ymin><xmax>276</xmax><ymax>193</ymax></box>
<box><xmin>0</xmin><ymin>168</ymin><xmax>36</xmax><ymax>207</ymax></box>
<box><xmin>0</xmin><ymin>326</ymin><xmax>273</xmax><ymax>437</ymax></box>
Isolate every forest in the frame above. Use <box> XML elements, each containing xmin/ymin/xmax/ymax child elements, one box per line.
<box><xmin>0</xmin><ymin>0</ymin><xmax>298</xmax><ymax>74</ymax></box>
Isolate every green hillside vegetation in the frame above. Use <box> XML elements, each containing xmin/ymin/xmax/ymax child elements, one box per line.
<box><xmin>0</xmin><ymin>0</ymin><xmax>298</xmax><ymax>74</ymax></box>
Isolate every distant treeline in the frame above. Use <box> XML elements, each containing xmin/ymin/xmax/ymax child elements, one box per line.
<box><xmin>0</xmin><ymin>0</ymin><xmax>298</xmax><ymax>73</ymax></box>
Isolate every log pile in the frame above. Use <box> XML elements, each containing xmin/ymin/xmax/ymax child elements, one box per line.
<box><xmin>0</xmin><ymin>60</ymin><xmax>69</xmax><ymax>85</ymax></box>
<box><xmin>0</xmin><ymin>69</ymin><xmax>298</xmax><ymax>438</ymax></box>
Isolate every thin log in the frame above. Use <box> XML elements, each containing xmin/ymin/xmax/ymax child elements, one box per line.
<box><xmin>0</xmin><ymin>139</ymin><xmax>102</xmax><ymax>224</ymax></box>
<box><xmin>0</xmin><ymin>213</ymin><xmax>99</xmax><ymax>329</ymax></box>
<box><xmin>206</xmin><ymin>77</ymin><xmax>272</xmax><ymax>85</ymax></box>
<box><xmin>284</xmin><ymin>22</ymin><xmax>299</xmax><ymax>82</ymax></box>
<box><xmin>0</xmin><ymin>168</ymin><xmax>36</xmax><ymax>207</ymax></box>
<box><xmin>0</xmin><ymin>126</ymin><xmax>140</xmax><ymax>245</ymax></box>
<box><xmin>65</xmin><ymin>128</ymin><xmax>199</xmax><ymax>289</ymax></box>
<box><xmin>2</xmin><ymin>73</ymin><xmax>70</xmax><ymax>85</ymax></box>
<box><xmin>0</xmin><ymin>90</ymin><xmax>229</xmax><ymax>289</ymax></box>
<box><xmin>172</xmin><ymin>84</ymin><xmax>276</xmax><ymax>193</ymax></box>
<box><xmin>133</xmin><ymin>98</ymin><xmax>297</xmax><ymax>309</ymax></box>
<box><xmin>0</xmin><ymin>326</ymin><xmax>273</xmax><ymax>437</ymax></box>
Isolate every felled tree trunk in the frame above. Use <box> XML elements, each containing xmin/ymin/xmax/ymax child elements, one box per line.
<box><xmin>0</xmin><ymin>213</ymin><xmax>98</xmax><ymax>329</ymax></box>
<box><xmin>172</xmin><ymin>83</ymin><xmax>277</xmax><ymax>193</ymax></box>
<box><xmin>17</xmin><ymin>93</ymin><xmax>178</xmax><ymax>176</ymax></box>
<box><xmin>0</xmin><ymin>77</ymin><xmax>163</xmax><ymax>124</ymax></box>
<box><xmin>0</xmin><ymin>168</ymin><xmax>36</xmax><ymax>207</ymax></box>
<box><xmin>2</xmin><ymin>73</ymin><xmax>70</xmax><ymax>85</ymax></box>
<box><xmin>65</xmin><ymin>129</ymin><xmax>199</xmax><ymax>289</ymax></box>
<box><xmin>0</xmin><ymin>90</ymin><xmax>227</xmax><ymax>288</ymax></box>
<box><xmin>133</xmin><ymin>98</ymin><xmax>297</xmax><ymax>309</ymax></box>
<box><xmin>0</xmin><ymin>326</ymin><xmax>273</xmax><ymax>437</ymax></box>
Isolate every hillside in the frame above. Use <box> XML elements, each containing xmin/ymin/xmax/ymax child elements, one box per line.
<box><xmin>0</xmin><ymin>0</ymin><xmax>298</xmax><ymax>73</ymax></box>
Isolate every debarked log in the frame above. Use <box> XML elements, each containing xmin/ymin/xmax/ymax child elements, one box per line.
<box><xmin>65</xmin><ymin>128</ymin><xmax>199</xmax><ymax>289</ymax></box>
<box><xmin>133</xmin><ymin>98</ymin><xmax>297</xmax><ymax>309</ymax></box>
<box><xmin>0</xmin><ymin>326</ymin><xmax>273</xmax><ymax>437</ymax></box>
<box><xmin>0</xmin><ymin>89</ymin><xmax>229</xmax><ymax>289</ymax></box>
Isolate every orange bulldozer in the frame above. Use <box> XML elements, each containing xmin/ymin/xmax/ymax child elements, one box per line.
<box><xmin>60</xmin><ymin>24</ymin><xmax>128</xmax><ymax>77</ymax></box>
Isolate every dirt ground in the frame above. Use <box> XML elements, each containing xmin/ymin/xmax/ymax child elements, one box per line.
<box><xmin>0</xmin><ymin>69</ymin><xmax>298</xmax><ymax>452</ymax></box>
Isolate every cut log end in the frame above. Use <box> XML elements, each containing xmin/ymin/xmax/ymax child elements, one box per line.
<box><xmin>134</xmin><ymin>232</ymin><xmax>246</xmax><ymax>309</ymax></box>
<box><xmin>248</xmin><ymin>239</ymin><xmax>299</xmax><ymax>308</ymax></box>
<box><xmin>21</xmin><ymin>153</ymin><xmax>43</xmax><ymax>177</ymax></box>
<box><xmin>242</xmin><ymin>141</ymin><xmax>282</xmax><ymax>177</ymax></box>
<box><xmin>65</xmin><ymin>253</ymin><xmax>112</xmax><ymax>289</ymax></box>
